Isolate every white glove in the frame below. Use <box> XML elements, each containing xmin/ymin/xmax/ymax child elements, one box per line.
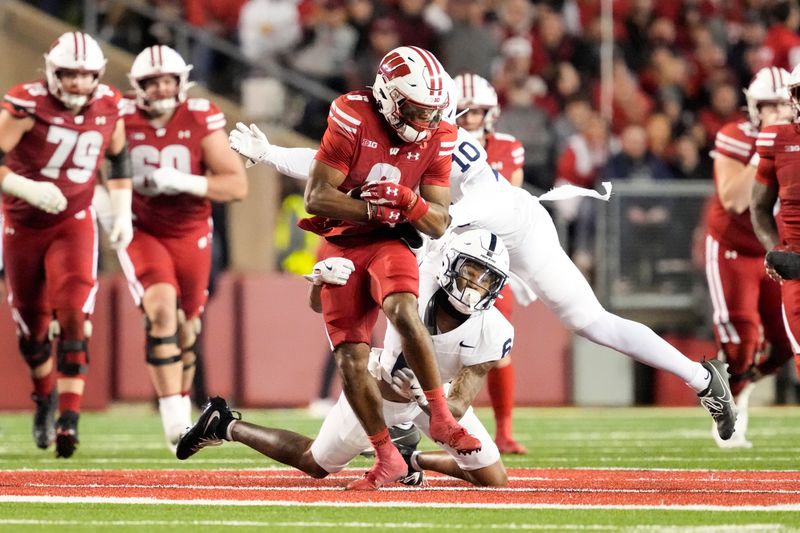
<box><xmin>390</xmin><ymin>367</ymin><xmax>428</xmax><ymax>407</ymax></box>
<box><xmin>749</xmin><ymin>152</ymin><xmax>760</xmax><ymax>168</ymax></box>
<box><xmin>1</xmin><ymin>172</ymin><xmax>67</xmax><ymax>214</ymax></box>
<box><xmin>229</xmin><ymin>122</ymin><xmax>271</xmax><ymax>168</ymax></box>
<box><xmin>151</xmin><ymin>167</ymin><xmax>208</xmax><ymax>197</ymax></box>
<box><xmin>304</xmin><ymin>257</ymin><xmax>355</xmax><ymax>286</ymax></box>
<box><xmin>108</xmin><ymin>187</ymin><xmax>133</xmax><ymax>251</ymax></box>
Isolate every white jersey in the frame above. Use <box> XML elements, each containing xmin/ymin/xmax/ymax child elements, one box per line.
<box><xmin>372</xmin><ymin>255</ymin><xmax>514</xmax><ymax>384</ymax></box>
<box><xmin>265</xmin><ymin>125</ymin><xmax>606</xmax><ymax>331</ymax></box>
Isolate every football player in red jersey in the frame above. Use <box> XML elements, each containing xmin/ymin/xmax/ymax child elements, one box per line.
<box><xmin>0</xmin><ymin>32</ymin><xmax>134</xmax><ymax>458</ymax></box>
<box><xmin>752</xmin><ymin>64</ymin><xmax>800</xmax><ymax>400</ymax></box>
<box><xmin>233</xmin><ymin>46</ymin><xmax>479</xmax><ymax>489</ymax></box>
<box><xmin>453</xmin><ymin>72</ymin><xmax>527</xmax><ymax>455</ymax></box>
<box><xmin>705</xmin><ymin>67</ymin><xmax>795</xmax><ymax>448</ymax></box>
<box><xmin>114</xmin><ymin>45</ymin><xmax>247</xmax><ymax>452</ymax></box>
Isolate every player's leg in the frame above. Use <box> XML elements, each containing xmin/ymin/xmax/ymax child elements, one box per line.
<box><xmin>486</xmin><ymin>285</ymin><xmax>525</xmax><ymax>454</ymax></box>
<box><xmin>412</xmin><ymin>406</ymin><xmax>507</xmax><ymax>487</ymax></box>
<box><xmin>518</xmin><ymin>201</ymin><xmax>735</xmax><ymax>438</ymax></box>
<box><xmin>317</xmin><ymin>241</ymin><xmax>406</xmax><ymax>489</ymax></box>
<box><xmin>118</xmin><ymin>231</ymin><xmax>187</xmax><ymax>449</ymax></box>
<box><xmin>757</xmin><ymin>278</ymin><xmax>795</xmax><ymax>378</ymax></box>
<box><xmin>3</xmin><ymin>224</ymin><xmax>56</xmax><ymax>449</ymax></box>
<box><xmin>373</xmin><ymin>241</ymin><xmax>481</xmax><ymax>454</ymax></box>
<box><xmin>45</xmin><ymin>212</ymin><xmax>98</xmax><ymax>458</ymax></box>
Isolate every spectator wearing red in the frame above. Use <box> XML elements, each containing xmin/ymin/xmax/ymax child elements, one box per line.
<box><xmin>758</xmin><ymin>0</ymin><xmax>800</xmax><ymax>71</ymax></box>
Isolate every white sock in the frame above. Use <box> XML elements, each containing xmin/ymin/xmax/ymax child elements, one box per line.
<box><xmin>410</xmin><ymin>450</ymin><xmax>422</xmax><ymax>472</ymax></box>
<box><xmin>180</xmin><ymin>395</ymin><xmax>193</xmax><ymax>426</ymax></box>
<box><xmin>685</xmin><ymin>364</ymin><xmax>712</xmax><ymax>393</ymax></box>
<box><xmin>578</xmin><ymin>311</ymin><xmax>705</xmax><ymax>384</ymax></box>
<box><xmin>158</xmin><ymin>394</ymin><xmax>188</xmax><ymax>444</ymax></box>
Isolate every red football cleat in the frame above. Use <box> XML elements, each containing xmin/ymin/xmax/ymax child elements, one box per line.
<box><xmin>495</xmin><ymin>435</ymin><xmax>528</xmax><ymax>455</ymax></box>
<box><xmin>345</xmin><ymin>447</ymin><xmax>407</xmax><ymax>491</ymax></box>
<box><xmin>429</xmin><ymin>421</ymin><xmax>482</xmax><ymax>455</ymax></box>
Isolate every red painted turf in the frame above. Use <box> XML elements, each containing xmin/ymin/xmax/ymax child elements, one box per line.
<box><xmin>2</xmin><ymin>469</ymin><xmax>799</xmax><ymax>506</ymax></box>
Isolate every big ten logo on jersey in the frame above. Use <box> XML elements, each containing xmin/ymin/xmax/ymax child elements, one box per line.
<box><xmin>130</xmin><ymin>144</ymin><xmax>191</xmax><ymax>196</ymax></box>
<box><xmin>365</xmin><ymin>163</ymin><xmax>402</xmax><ymax>185</ymax></box>
<box><xmin>42</xmin><ymin>126</ymin><xmax>104</xmax><ymax>183</ymax></box>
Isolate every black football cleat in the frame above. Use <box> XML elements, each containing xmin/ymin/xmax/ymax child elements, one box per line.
<box><xmin>176</xmin><ymin>396</ymin><xmax>240</xmax><ymax>460</ymax></box>
<box><xmin>390</xmin><ymin>424</ymin><xmax>424</xmax><ymax>486</ymax></box>
<box><xmin>698</xmin><ymin>360</ymin><xmax>737</xmax><ymax>441</ymax></box>
<box><xmin>55</xmin><ymin>411</ymin><xmax>80</xmax><ymax>458</ymax></box>
<box><xmin>32</xmin><ymin>389</ymin><xmax>57</xmax><ymax>450</ymax></box>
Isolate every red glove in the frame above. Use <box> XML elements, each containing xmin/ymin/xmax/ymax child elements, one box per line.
<box><xmin>367</xmin><ymin>202</ymin><xmax>405</xmax><ymax>227</ymax></box>
<box><xmin>361</xmin><ymin>182</ymin><xmax>429</xmax><ymax>222</ymax></box>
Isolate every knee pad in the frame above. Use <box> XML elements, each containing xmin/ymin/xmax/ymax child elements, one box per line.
<box><xmin>57</xmin><ymin>339</ymin><xmax>89</xmax><ymax>375</ymax></box>
<box><xmin>146</xmin><ymin>333</ymin><xmax>182</xmax><ymax>366</ymax></box>
<box><xmin>181</xmin><ymin>347</ymin><xmax>197</xmax><ymax>372</ymax></box>
<box><xmin>19</xmin><ymin>337</ymin><xmax>52</xmax><ymax>369</ymax></box>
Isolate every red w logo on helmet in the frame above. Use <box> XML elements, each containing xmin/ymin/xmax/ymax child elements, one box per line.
<box><xmin>380</xmin><ymin>52</ymin><xmax>411</xmax><ymax>80</ymax></box>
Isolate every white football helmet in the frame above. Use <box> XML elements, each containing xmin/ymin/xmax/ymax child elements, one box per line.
<box><xmin>128</xmin><ymin>45</ymin><xmax>194</xmax><ymax>114</ymax></box>
<box><xmin>454</xmin><ymin>73</ymin><xmax>500</xmax><ymax>138</ymax></box>
<box><xmin>372</xmin><ymin>46</ymin><xmax>450</xmax><ymax>143</ymax></box>
<box><xmin>44</xmin><ymin>32</ymin><xmax>107</xmax><ymax>109</ymax></box>
<box><xmin>437</xmin><ymin>229</ymin><xmax>509</xmax><ymax>314</ymax></box>
<box><xmin>745</xmin><ymin>66</ymin><xmax>791</xmax><ymax>126</ymax></box>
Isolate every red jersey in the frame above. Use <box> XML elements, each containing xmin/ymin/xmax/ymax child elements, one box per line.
<box><xmin>756</xmin><ymin>122</ymin><xmax>800</xmax><ymax>246</ymax></box>
<box><xmin>302</xmin><ymin>91</ymin><xmax>456</xmax><ymax>239</ymax></box>
<box><xmin>2</xmin><ymin>80</ymin><xmax>121</xmax><ymax>228</ymax></box>
<box><xmin>121</xmin><ymin>97</ymin><xmax>225</xmax><ymax>237</ymax></box>
<box><xmin>759</xmin><ymin>25</ymin><xmax>800</xmax><ymax>71</ymax></box>
<box><xmin>707</xmin><ymin>120</ymin><xmax>763</xmax><ymax>255</ymax></box>
<box><xmin>484</xmin><ymin>132</ymin><xmax>524</xmax><ymax>183</ymax></box>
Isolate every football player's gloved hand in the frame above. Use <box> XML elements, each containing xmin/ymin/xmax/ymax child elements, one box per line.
<box><xmin>366</xmin><ymin>202</ymin><xmax>405</xmax><ymax>227</ymax></box>
<box><xmin>304</xmin><ymin>257</ymin><xmax>355</xmax><ymax>286</ymax></box>
<box><xmin>107</xmin><ymin>187</ymin><xmax>133</xmax><ymax>251</ymax></box>
<box><xmin>390</xmin><ymin>367</ymin><xmax>429</xmax><ymax>407</ymax></box>
<box><xmin>1</xmin><ymin>172</ymin><xmax>67</xmax><ymax>214</ymax></box>
<box><xmin>229</xmin><ymin>122</ymin><xmax>270</xmax><ymax>168</ymax></box>
<box><xmin>151</xmin><ymin>167</ymin><xmax>208</xmax><ymax>197</ymax></box>
<box><xmin>361</xmin><ymin>182</ymin><xmax>429</xmax><ymax>221</ymax></box>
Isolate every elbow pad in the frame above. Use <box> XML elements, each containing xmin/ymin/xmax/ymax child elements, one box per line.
<box><xmin>107</xmin><ymin>143</ymin><xmax>132</xmax><ymax>180</ymax></box>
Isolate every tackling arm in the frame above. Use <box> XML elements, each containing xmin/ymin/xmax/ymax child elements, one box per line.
<box><xmin>412</xmin><ymin>184</ymin><xmax>450</xmax><ymax>238</ymax></box>
<box><xmin>446</xmin><ymin>360</ymin><xmax>496</xmax><ymax>419</ymax></box>
<box><xmin>750</xmin><ymin>179</ymin><xmax>780</xmax><ymax>251</ymax></box>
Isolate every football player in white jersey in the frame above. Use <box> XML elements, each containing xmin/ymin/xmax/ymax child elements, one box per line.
<box><xmin>229</xmin><ymin>91</ymin><xmax>738</xmax><ymax>441</ymax></box>
<box><xmin>176</xmin><ymin>229</ymin><xmax>513</xmax><ymax>487</ymax></box>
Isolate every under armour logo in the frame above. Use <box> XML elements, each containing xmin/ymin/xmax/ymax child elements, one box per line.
<box><xmin>389</xmin><ymin>211</ymin><xmax>400</xmax><ymax>220</ymax></box>
<box><xmin>95</xmin><ymin>116</ymin><xmax>107</xmax><ymax>125</ymax></box>
<box><xmin>387</xmin><ymin>187</ymin><xmax>398</xmax><ymax>196</ymax></box>
<box><xmin>390</xmin><ymin>148</ymin><xmax>400</xmax><ymax>155</ymax></box>
<box><xmin>178</xmin><ymin>130</ymin><xmax>191</xmax><ymax>139</ymax></box>
<box><xmin>407</xmin><ymin>152</ymin><xmax>420</xmax><ymax>160</ymax></box>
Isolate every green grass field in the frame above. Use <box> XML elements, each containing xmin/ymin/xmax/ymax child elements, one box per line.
<box><xmin>1</xmin><ymin>404</ymin><xmax>800</xmax><ymax>531</ymax></box>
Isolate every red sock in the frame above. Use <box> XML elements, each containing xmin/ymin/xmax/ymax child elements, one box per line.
<box><xmin>488</xmin><ymin>363</ymin><xmax>515</xmax><ymax>438</ymax></box>
<box><xmin>368</xmin><ymin>427</ymin><xmax>393</xmax><ymax>459</ymax></box>
<box><xmin>58</xmin><ymin>391</ymin><xmax>82</xmax><ymax>414</ymax></box>
<box><xmin>33</xmin><ymin>371</ymin><xmax>55</xmax><ymax>397</ymax></box>
<box><xmin>424</xmin><ymin>386</ymin><xmax>456</xmax><ymax>424</ymax></box>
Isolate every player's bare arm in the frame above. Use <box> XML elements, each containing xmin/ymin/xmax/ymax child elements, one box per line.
<box><xmin>305</xmin><ymin>159</ymin><xmax>369</xmax><ymax>222</ymax></box>
<box><xmin>715</xmin><ymin>154</ymin><xmax>756</xmax><ymax>214</ymax></box>
<box><xmin>0</xmin><ymin>109</ymin><xmax>33</xmax><ymax>181</ymax></box>
<box><xmin>751</xmin><ymin>180</ymin><xmax>780</xmax><ymax>251</ymax></box>
<box><xmin>201</xmin><ymin>129</ymin><xmax>248</xmax><ymax>202</ymax></box>
<box><xmin>446</xmin><ymin>360</ymin><xmax>496</xmax><ymax>419</ymax></box>
<box><xmin>413</xmin><ymin>183</ymin><xmax>450</xmax><ymax>238</ymax></box>
<box><xmin>509</xmin><ymin>168</ymin><xmax>524</xmax><ymax>188</ymax></box>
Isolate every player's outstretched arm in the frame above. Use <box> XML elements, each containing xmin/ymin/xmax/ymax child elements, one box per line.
<box><xmin>305</xmin><ymin>159</ymin><xmax>369</xmax><ymax>222</ymax></box>
<box><xmin>750</xmin><ymin>179</ymin><xmax>779</xmax><ymax>252</ymax></box>
<box><xmin>229</xmin><ymin>122</ymin><xmax>316</xmax><ymax>180</ymax></box>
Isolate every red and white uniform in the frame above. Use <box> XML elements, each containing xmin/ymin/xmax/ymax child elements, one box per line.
<box><xmin>482</xmin><ymin>132</ymin><xmax>524</xmax><ymax>321</ymax></box>
<box><xmin>303</xmin><ymin>91</ymin><xmax>456</xmax><ymax>346</ymax></box>
<box><xmin>756</xmin><ymin>123</ymin><xmax>800</xmax><ymax>354</ymax></box>
<box><xmin>484</xmin><ymin>132</ymin><xmax>524</xmax><ymax>183</ymax></box>
<box><xmin>117</xmin><ymin>97</ymin><xmax>224</xmax><ymax>318</ymax></box>
<box><xmin>1</xmin><ymin>80</ymin><xmax>120</xmax><ymax>333</ymax></box>
<box><xmin>706</xmin><ymin>120</ymin><xmax>790</xmax><ymax>393</ymax></box>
